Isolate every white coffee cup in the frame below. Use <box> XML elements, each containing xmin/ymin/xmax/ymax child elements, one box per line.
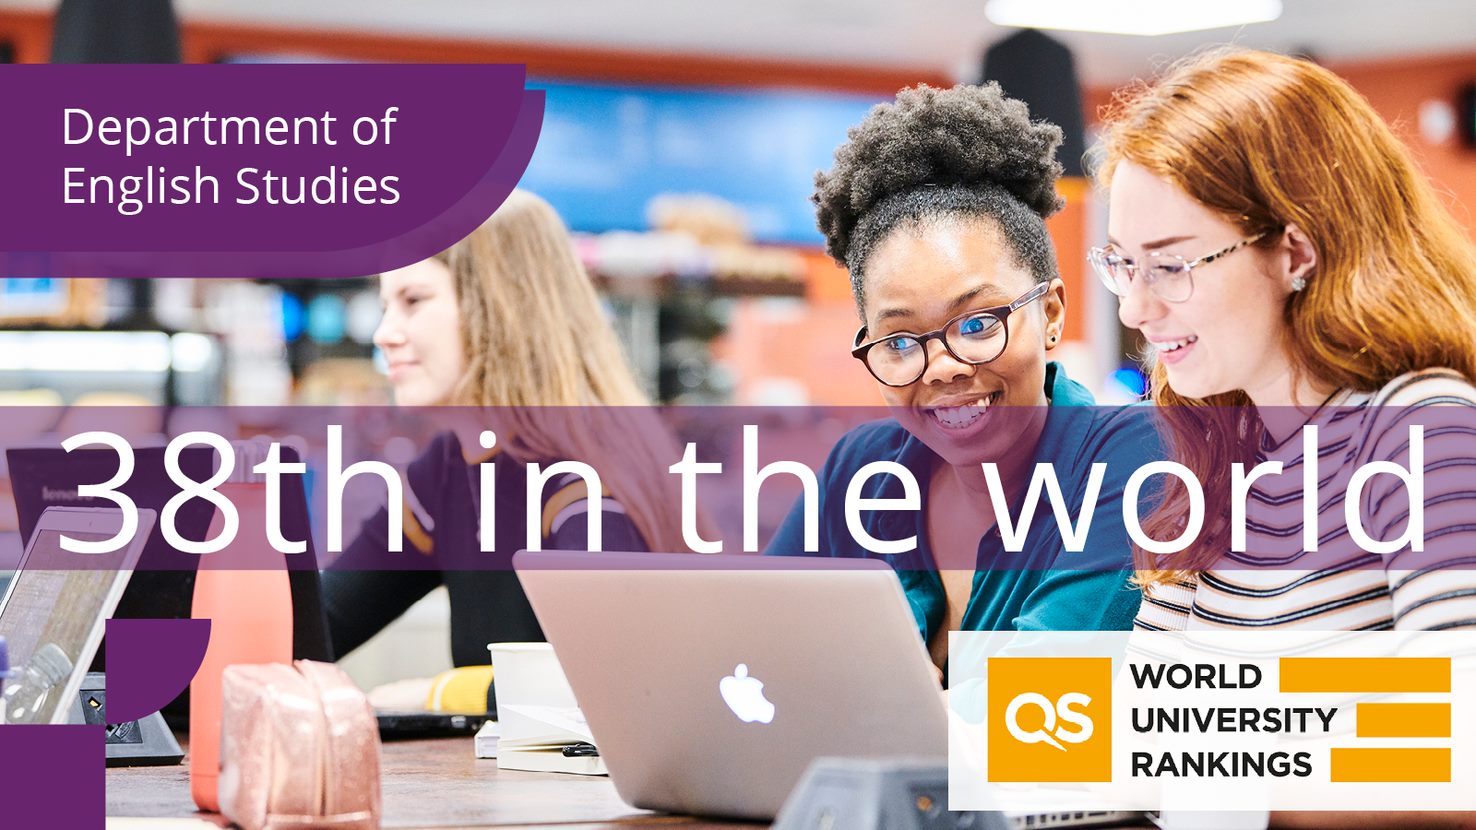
<box><xmin>486</xmin><ymin>642</ymin><xmax>578</xmax><ymax>709</ymax></box>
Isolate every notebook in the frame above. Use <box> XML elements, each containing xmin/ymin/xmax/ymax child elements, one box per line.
<box><xmin>496</xmin><ymin>703</ymin><xmax>606</xmax><ymax>775</ymax></box>
<box><xmin>486</xmin><ymin>642</ymin><xmax>605</xmax><ymax>775</ymax></box>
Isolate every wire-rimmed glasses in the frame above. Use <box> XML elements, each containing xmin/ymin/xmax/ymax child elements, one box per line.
<box><xmin>1088</xmin><ymin>233</ymin><xmax>1267</xmax><ymax>303</ymax></box>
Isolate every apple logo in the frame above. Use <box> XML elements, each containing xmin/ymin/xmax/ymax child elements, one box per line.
<box><xmin>719</xmin><ymin>663</ymin><xmax>775</xmax><ymax>724</ymax></box>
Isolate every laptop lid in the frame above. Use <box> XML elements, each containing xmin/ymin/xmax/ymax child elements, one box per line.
<box><xmin>6</xmin><ymin>444</ymin><xmax>332</xmax><ymax>667</ymax></box>
<box><xmin>514</xmin><ymin>551</ymin><xmax>948</xmax><ymax>820</ymax></box>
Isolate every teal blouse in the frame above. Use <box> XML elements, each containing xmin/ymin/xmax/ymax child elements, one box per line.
<box><xmin>766</xmin><ymin>362</ymin><xmax>1157</xmax><ymax>641</ymax></box>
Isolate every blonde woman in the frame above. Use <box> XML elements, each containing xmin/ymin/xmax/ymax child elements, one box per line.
<box><xmin>325</xmin><ymin>190</ymin><xmax>689</xmax><ymax>668</ymax></box>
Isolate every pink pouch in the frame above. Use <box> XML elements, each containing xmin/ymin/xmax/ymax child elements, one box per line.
<box><xmin>218</xmin><ymin>660</ymin><xmax>382</xmax><ymax>830</ymax></box>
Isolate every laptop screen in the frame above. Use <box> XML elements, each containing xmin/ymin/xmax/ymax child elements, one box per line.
<box><xmin>0</xmin><ymin>527</ymin><xmax>127</xmax><ymax>725</ymax></box>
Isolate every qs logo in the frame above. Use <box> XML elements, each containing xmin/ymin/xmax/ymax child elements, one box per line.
<box><xmin>987</xmin><ymin>657</ymin><xmax>1112</xmax><ymax>782</ymax></box>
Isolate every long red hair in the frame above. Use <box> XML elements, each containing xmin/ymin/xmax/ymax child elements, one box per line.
<box><xmin>1094</xmin><ymin>48</ymin><xmax>1476</xmax><ymax>586</ymax></box>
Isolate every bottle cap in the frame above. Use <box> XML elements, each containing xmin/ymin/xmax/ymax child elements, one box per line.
<box><xmin>30</xmin><ymin>643</ymin><xmax>74</xmax><ymax>686</ymax></box>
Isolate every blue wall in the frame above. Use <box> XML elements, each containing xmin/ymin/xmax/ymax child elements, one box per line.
<box><xmin>519</xmin><ymin>79</ymin><xmax>886</xmax><ymax>245</ymax></box>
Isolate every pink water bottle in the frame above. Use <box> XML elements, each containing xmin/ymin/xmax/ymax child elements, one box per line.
<box><xmin>190</xmin><ymin>440</ymin><xmax>294</xmax><ymax>812</ymax></box>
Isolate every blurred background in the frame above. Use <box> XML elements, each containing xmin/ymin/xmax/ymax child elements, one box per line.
<box><xmin>4</xmin><ymin>0</ymin><xmax>1476</xmax><ymax>413</ymax></box>
<box><xmin>3</xmin><ymin>0</ymin><xmax>1475</xmax><ymax>686</ymax></box>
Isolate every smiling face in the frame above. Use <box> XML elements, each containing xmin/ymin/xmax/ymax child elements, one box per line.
<box><xmin>374</xmin><ymin>258</ymin><xmax>468</xmax><ymax>406</ymax></box>
<box><xmin>861</xmin><ymin>217</ymin><xmax>1064</xmax><ymax>468</ymax></box>
<box><xmin>1108</xmin><ymin>162</ymin><xmax>1309</xmax><ymax>405</ymax></box>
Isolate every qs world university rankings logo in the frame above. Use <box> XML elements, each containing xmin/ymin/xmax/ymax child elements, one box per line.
<box><xmin>950</xmin><ymin>632</ymin><xmax>1475</xmax><ymax>812</ymax></box>
<box><xmin>987</xmin><ymin>657</ymin><xmax>1113</xmax><ymax>782</ymax></box>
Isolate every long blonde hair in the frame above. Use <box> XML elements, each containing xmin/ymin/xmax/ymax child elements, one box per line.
<box><xmin>1095</xmin><ymin>48</ymin><xmax>1476</xmax><ymax>586</ymax></box>
<box><xmin>436</xmin><ymin>190</ymin><xmax>692</xmax><ymax>552</ymax></box>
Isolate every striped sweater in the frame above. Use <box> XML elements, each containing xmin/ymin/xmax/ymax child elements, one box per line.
<box><xmin>1136</xmin><ymin>369</ymin><xmax>1476</xmax><ymax>632</ymax></box>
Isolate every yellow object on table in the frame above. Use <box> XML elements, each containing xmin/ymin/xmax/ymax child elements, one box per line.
<box><xmin>426</xmin><ymin>665</ymin><xmax>494</xmax><ymax>713</ymax></box>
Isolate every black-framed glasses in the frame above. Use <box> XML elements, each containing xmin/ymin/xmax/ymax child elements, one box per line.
<box><xmin>850</xmin><ymin>282</ymin><xmax>1049</xmax><ymax>388</ymax></box>
<box><xmin>1088</xmin><ymin>232</ymin><xmax>1267</xmax><ymax>303</ymax></box>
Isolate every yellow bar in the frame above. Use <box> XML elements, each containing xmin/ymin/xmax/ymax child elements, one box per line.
<box><xmin>1330</xmin><ymin>748</ymin><xmax>1451</xmax><ymax>783</ymax></box>
<box><xmin>1357</xmin><ymin>703</ymin><xmax>1452</xmax><ymax>738</ymax></box>
<box><xmin>1279</xmin><ymin>657</ymin><xmax>1450</xmax><ymax>693</ymax></box>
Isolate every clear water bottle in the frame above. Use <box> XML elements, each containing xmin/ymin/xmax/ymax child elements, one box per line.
<box><xmin>2</xmin><ymin>643</ymin><xmax>74</xmax><ymax>725</ymax></box>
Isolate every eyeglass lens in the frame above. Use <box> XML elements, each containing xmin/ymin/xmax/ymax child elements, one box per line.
<box><xmin>865</xmin><ymin>312</ymin><xmax>1007</xmax><ymax>385</ymax></box>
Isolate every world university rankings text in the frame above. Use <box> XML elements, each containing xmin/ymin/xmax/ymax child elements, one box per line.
<box><xmin>948</xmin><ymin>630</ymin><xmax>1475</xmax><ymax>812</ymax></box>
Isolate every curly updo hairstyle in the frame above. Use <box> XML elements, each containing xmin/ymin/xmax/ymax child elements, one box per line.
<box><xmin>812</xmin><ymin>83</ymin><xmax>1066</xmax><ymax>316</ymax></box>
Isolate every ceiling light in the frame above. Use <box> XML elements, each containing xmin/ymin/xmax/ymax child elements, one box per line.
<box><xmin>984</xmin><ymin>0</ymin><xmax>1282</xmax><ymax>36</ymax></box>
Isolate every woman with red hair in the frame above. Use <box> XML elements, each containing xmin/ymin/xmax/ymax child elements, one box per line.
<box><xmin>1096</xmin><ymin>48</ymin><xmax>1476</xmax><ymax>828</ymax></box>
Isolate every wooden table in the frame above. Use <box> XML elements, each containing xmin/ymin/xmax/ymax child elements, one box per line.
<box><xmin>106</xmin><ymin>737</ymin><xmax>764</xmax><ymax>829</ymax></box>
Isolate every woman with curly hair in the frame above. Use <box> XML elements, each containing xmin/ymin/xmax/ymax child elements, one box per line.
<box><xmin>767</xmin><ymin>84</ymin><xmax>1160</xmax><ymax>679</ymax></box>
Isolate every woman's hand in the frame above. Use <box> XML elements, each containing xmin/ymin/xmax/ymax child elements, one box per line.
<box><xmin>367</xmin><ymin>676</ymin><xmax>435</xmax><ymax>711</ymax></box>
<box><xmin>933</xmin><ymin>664</ymin><xmax>949</xmax><ymax>707</ymax></box>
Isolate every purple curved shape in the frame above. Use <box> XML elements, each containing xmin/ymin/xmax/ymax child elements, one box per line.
<box><xmin>104</xmin><ymin>618</ymin><xmax>211</xmax><ymax>724</ymax></box>
<box><xmin>0</xmin><ymin>64</ymin><xmax>545</xmax><ymax>278</ymax></box>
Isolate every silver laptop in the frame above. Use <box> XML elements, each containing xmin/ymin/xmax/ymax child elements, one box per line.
<box><xmin>514</xmin><ymin>551</ymin><xmax>947</xmax><ymax>819</ymax></box>
<box><xmin>515</xmin><ymin>551</ymin><xmax>1142</xmax><ymax>827</ymax></box>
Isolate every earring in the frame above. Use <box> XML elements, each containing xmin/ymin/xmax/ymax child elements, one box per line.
<box><xmin>1048</xmin><ymin>334</ymin><xmax>1059</xmax><ymax>344</ymax></box>
<box><xmin>1291</xmin><ymin>276</ymin><xmax>1307</xmax><ymax>292</ymax></box>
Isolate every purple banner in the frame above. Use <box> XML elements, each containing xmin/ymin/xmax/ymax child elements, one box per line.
<box><xmin>3</xmin><ymin>404</ymin><xmax>1475</xmax><ymax>577</ymax></box>
<box><xmin>0</xmin><ymin>64</ymin><xmax>543</xmax><ymax>278</ymax></box>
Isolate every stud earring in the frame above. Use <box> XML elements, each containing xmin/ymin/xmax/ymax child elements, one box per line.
<box><xmin>1291</xmin><ymin>276</ymin><xmax>1307</xmax><ymax>292</ymax></box>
